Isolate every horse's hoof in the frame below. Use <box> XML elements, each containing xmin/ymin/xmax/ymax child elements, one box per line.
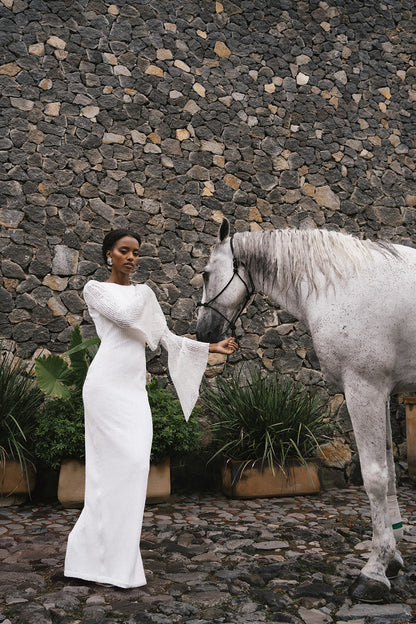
<box><xmin>386</xmin><ymin>558</ymin><xmax>404</xmax><ymax>579</ymax></box>
<box><xmin>351</xmin><ymin>574</ymin><xmax>389</xmax><ymax>603</ymax></box>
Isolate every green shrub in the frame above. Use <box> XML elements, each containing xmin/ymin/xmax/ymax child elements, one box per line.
<box><xmin>0</xmin><ymin>346</ymin><xmax>43</xmax><ymax>487</ymax></box>
<box><xmin>201</xmin><ymin>365</ymin><xmax>329</xmax><ymax>472</ymax></box>
<box><xmin>147</xmin><ymin>379</ymin><xmax>201</xmax><ymax>464</ymax></box>
<box><xmin>34</xmin><ymin>394</ymin><xmax>85</xmax><ymax>471</ymax></box>
<box><xmin>34</xmin><ymin>379</ymin><xmax>201</xmax><ymax>469</ymax></box>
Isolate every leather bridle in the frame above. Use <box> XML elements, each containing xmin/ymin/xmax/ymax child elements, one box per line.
<box><xmin>197</xmin><ymin>237</ymin><xmax>255</xmax><ymax>337</ymax></box>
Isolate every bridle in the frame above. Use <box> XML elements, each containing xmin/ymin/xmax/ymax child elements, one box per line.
<box><xmin>197</xmin><ymin>237</ymin><xmax>255</xmax><ymax>337</ymax></box>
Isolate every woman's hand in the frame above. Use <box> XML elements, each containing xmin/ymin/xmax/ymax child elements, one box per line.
<box><xmin>209</xmin><ymin>337</ymin><xmax>238</xmax><ymax>355</ymax></box>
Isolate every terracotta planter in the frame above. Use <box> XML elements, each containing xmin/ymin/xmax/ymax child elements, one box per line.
<box><xmin>58</xmin><ymin>459</ymin><xmax>85</xmax><ymax>509</ymax></box>
<box><xmin>145</xmin><ymin>457</ymin><xmax>171</xmax><ymax>504</ymax></box>
<box><xmin>222</xmin><ymin>459</ymin><xmax>321</xmax><ymax>499</ymax></box>
<box><xmin>57</xmin><ymin>458</ymin><xmax>171</xmax><ymax>508</ymax></box>
<box><xmin>0</xmin><ymin>460</ymin><xmax>36</xmax><ymax>506</ymax></box>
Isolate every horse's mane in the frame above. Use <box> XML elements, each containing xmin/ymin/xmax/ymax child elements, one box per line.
<box><xmin>234</xmin><ymin>228</ymin><xmax>401</xmax><ymax>297</ymax></box>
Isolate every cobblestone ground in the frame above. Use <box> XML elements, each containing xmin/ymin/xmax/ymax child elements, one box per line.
<box><xmin>0</xmin><ymin>485</ymin><xmax>415</xmax><ymax>624</ymax></box>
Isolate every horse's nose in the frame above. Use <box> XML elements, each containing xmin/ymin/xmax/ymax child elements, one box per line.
<box><xmin>196</xmin><ymin>321</ymin><xmax>214</xmax><ymax>343</ymax></box>
<box><xmin>196</xmin><ymin>308</ymin><xmax>225</xmax><ymax>343</ymax></box>
<box><xmin>196</xmin><ymin>326</ymin><xmax>224</xmax><ymax>343</ymax></box>
<box><xmin>196</xmin><ymin>323</ymin><xmax>212</xmax><ymax>342</ymax></box>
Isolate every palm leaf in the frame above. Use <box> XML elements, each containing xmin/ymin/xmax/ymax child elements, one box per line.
<box><xmin>63</xmin><ymin>337</ymin><xmax>100</xmax><ymax>358</ymax></box>
<box><xmin>67</xmin><ymin>325</ymin><xmax>89</xmax><ymax>388</ymax></box>
<box><xmin>34</xmin><ymin>355</ymin><xmax>74</xmax><ymax>399</ymax></box>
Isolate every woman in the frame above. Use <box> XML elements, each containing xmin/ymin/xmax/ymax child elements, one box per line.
<box><xmin>64</xmin><ymin>229</ymin><xmax>237</xmax><ymax>589</ymax></box>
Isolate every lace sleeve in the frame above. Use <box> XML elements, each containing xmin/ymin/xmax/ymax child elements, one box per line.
<box><xmin>83</xmin><ymin>281</ymin><xmax>144</xmax><ymax>327</ymax></box>
<box><xmin>161</xmin><ymin>330</ymin><xmax>209</xmax><ymax>421</ymax></box>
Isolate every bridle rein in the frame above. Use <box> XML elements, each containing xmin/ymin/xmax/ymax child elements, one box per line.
<box><xmin>197</xmin><ymin>237</ymin><xmax>255</xmax><ymax>337</ymax></box>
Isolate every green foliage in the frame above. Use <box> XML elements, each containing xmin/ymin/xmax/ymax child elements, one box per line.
<box><xmin>34</xmin><ymin>394</ymin><xmax>85</xmax><ymax>471</ymax></box>
<box><xmin>0</xmin><ymin>346</ymin><xmax>44</xmax><ymax>490</ymax></box>
<box><xmin>147</xmin><ymin>379</ymin><xmax>201</xmax><ymax>464</ymax></box>
<box><xmin>35</xmin><ymin>325</ymin><xmax>99</xmax><ymax>399</ymax></box>
<box><xmin>34</xmin><ymin>378</ymin><xmax>201</xmax><ymax>469</ymax></box>
<box><xmin>34</xmin><ymin>326</ymin><xmax>97</xmax><ymax>470</ymax></box>
<box><xmin>35</xmin><ymin>326</ymin><xmax>200</xmax><ymax>468</ymax></box>
<box><xmin>201</xmin><ymin>365</ymin><xmax>329</xmax><ymax>471</ymax></box>
<box><xmin>35</xmin><ymin>355</ymin><xmax>74</xmax><ymax>400</ymax></box>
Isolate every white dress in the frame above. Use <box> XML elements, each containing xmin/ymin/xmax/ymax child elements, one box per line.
<box><xmin>64</xmin><ymin>280</ymin><xmax>209</xmax><ymax>588</ymax></box>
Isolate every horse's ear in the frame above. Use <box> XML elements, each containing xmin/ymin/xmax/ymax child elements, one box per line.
<box><xmin>218</xmin><ymin>218</ymin><xmax>230</xmax><ymax>242</ymax></box>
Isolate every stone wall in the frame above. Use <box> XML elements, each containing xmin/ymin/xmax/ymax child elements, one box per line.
<box><xmin>1</xmin><ymin>0</ymin><xmax>415</xmax><ymax>450</ymax></box>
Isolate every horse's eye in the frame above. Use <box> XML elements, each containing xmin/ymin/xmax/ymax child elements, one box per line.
<box><xmin>202</xmin><ymin>271</ymin><xmax>209</xmax><ymax>283</ymax></box>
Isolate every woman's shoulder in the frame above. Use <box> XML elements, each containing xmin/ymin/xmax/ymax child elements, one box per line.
<box><xmin>83</xmin><ymin>279</ymin><xmax>102</xmax><ymax>292</ymax></box>
<box><xmin>134</xmin><ymin>283</ymin><xmax>158</xmax><ymax>299</ymax></box>
<box><xmin>134</xmin><ymin>282</ymin><xmax>152</xmax><ymax>293</ymax></box>
<box><xmin>133</xmin><ymin>283</ymin><xmax>159</xmax><ymax>304</ymax></box>
<box><xmin>83</xmin><ymin>279</ymin><xmax>120</xmax><ymax>298</ymax></box>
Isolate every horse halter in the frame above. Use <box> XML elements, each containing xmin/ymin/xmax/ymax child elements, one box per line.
<box><xmin>197</xmin><ymin>237</ymin><xmax>255</xmax><ymax>337</ymax></box>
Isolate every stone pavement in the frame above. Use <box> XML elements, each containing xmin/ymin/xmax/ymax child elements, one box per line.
<box><xmin>0</xmin><ymin>485</ymin><xmax>415</xmax><ymax>624</ymax></box>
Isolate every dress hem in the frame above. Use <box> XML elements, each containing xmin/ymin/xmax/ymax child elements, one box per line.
<box><xmin>64</xmin><ymin>570</ymin><xmax>147</xmax><ymax>589</ymax></box>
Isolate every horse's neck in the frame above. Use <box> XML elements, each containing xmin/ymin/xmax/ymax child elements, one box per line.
<box><xmin>235</xmin><ymin>228</ymin><xmax>401</xmax><ymax>327</ymax></box>
<box><xmin>235</xmin><ymin>231</ymin><xmax>308</xmax><ymax>322</ymax></box>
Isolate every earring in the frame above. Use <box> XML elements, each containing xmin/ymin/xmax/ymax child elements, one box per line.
<box><xmin>107</xmin><ymin>257</ymin><xmax>113</xmax><ymax>267</ymax></box>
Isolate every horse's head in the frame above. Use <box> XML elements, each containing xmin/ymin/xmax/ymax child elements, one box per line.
<box><xmin>196</xmin><ymin>218</ymin><xmax>254</xmax><ymax>342</ymax></box>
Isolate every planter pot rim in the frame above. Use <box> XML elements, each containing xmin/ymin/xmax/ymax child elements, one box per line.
<box><xmin>222</xmin><ymin>457</ymin><xmax>321</xmax><ymax>499</ymax></box>
<box><xmin>57</xmin><ymin>458</ymin><xmax>171</xmax><ymax>508</ymax></box>
<box><xmin>223</xmin><ymin>457</ymin><xmax>321</xmax><ymax>469</ymax></box>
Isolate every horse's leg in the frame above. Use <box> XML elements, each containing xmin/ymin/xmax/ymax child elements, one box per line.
<box><xmin>385</xmin><ymin>398</ymin><xmax>404</xmax><ymax>578</ymax></box>
<box><xmin>343</xmin><ymin>379</ymin><xmax>396</xmax><ymax>602</ymax></box>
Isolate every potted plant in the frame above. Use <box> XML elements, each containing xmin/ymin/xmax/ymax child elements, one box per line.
<box><xmin>146</xmin><ymin>378</ymin><xmax>201</xmax><ymax>502</ymax></box>
<box><xmin>201</xmin><ymin>365</ymin><xmax>329</xmax><ymax>498</ymax></box>
<box><xmin>0</xmin><ymin>346</ymin><xmax>43</xmax><ymax>503</ymax></box>
<box><xmin>34</xmin><ymin>327</ymin><xmax>201</xmax><ymax>506</ymax></box>
<box><xmin>34</xmin><ymin>325</ymin><xmax>97</xmax><ymax>507</ymax></box>
<box><xmin>34</xmin><ymin>379</ymin><xmax>201</xmax><ymax>506</ymax></box>
<box><xmin>34</xmin><ymin>393</ymin><xmax>86</xmax><ymax>507</ymax></box>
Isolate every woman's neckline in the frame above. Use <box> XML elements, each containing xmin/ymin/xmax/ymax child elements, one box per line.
<box><xmin>103</xmin><ymin>281</ymin><xmax>135</xmax><ymax>287</ymax></box>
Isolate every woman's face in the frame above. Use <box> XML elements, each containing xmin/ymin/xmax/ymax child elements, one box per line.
<box><xmin>107</xmin><ymin>236</ymin><xmax>140</xmax><ymax>276</ymax></box>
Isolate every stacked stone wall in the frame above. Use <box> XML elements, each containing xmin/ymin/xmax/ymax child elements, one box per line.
<box><xmin>0</xmin><ymin>0</ymin><xmax>415</xmax><ymax>454</ymax></box>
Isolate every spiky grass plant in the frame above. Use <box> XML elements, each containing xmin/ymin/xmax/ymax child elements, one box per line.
<box><xmin>202</xmin><ymin>365</ymin><xmax>329</xmax><ymax>473</ymax></box>
<box><xmin>0</xmin><ymin>347</ymin><xmax>44</xmax><ymax>492</ymax></box>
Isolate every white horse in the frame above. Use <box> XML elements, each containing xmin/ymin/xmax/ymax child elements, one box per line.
<box><xmin>196</xmin><ymin>218</ymin><xmax>416</xmax><ymax>602</ymax></box>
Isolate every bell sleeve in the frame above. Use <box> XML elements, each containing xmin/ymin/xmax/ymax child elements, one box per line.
<box><xmin>138</xmin><ymin>286</ymin><xmax>209</xmax><ymax>420</ymax></box>
<box><xmin>160</xmin><ymin>330</ymin><xmax>209</xmax><ymax>421</ymax></box>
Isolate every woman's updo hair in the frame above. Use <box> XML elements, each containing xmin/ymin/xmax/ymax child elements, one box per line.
<box><xmin>102</xmin><ymin>229</ymin><xmax>141</xmax><ymax>264</ymax></box>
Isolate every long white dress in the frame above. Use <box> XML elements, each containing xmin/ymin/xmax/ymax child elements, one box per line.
<box><xmin>64</xmin><ymin>280</ymin><xmax>209</xmax><ymax>588</ymax></box>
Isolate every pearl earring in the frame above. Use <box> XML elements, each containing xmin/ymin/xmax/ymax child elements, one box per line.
<box><xmin>107</xmin><ymin>257</ymin><xmax>113</xmax><ymax>267</ymax></box>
